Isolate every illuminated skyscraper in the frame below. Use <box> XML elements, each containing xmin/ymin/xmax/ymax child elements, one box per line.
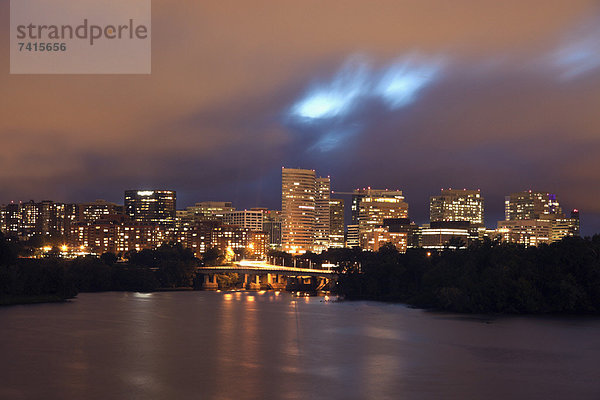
<box><xmin>354</xmin><ymin>188</ymin><xmax>409</xmax><ymax>249</ymax></box>
<box><xmin>124</xmin><ymin>190</ymin><xmax>176</xmax><ymax>226</ymax></box>
<box><xmin>314</xmin><ymin>177</ymin><xmax>331</xmax><ymax>252</ymax></box>
<box><xmin>329</xmin><ymin>198</ymin><xmax>345</xmax><ymax>248</ymax></box>
<box><xmin>0</xmin><ymin>200</ymin><xmax>76</xmax><ymax>240</ymax></box>
<box><xmin>570</xmin><ymin>209</ymin><xmax>580</xmax><ymax>236</ymax></box>
<box><xmin>430</xmin><ymin>189</ymin><xmax>484</xmax><ymax>225</ymax></box>
<box><xmin>346</xmin><ymin>224</ymin><xmax>359</xmax><ymax>248</ymax></box>
<box><xmin>262</xmin><ymin>209</ymin><xmax>282</xmax><ymax>249</ymax></box>
<box><xmin>281</xmin><ymin>168</ymin><xmax>316</xmax><ymax>254</ymax></box>
<box><xmin>505</xmin><ymin>191</ymin><xmax>561</xmax><ymax>221</ymax></box>
<box><xmin>499</xmin><ymin>191</ymin><xmax>578</xmax><ymax>246</ymax></box>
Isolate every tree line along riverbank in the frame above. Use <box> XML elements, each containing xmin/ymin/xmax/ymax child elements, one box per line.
<box><xmin>335</xmin><ymin>236</ymin><xmax>600</xmax><ymax>314</ymax></box>
<box><xmin>2</xmin><ymin>231</ymin><xmax>600</xmax><ymax>313</ymax></box>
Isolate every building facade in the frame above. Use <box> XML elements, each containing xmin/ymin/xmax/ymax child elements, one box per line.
<box><xmin>505</xmin><ymin>191</ymin><xmax>561</xmax><ymax>221</ymax></box>
<box><xmin>262</xmin><ymin>209</ymin><xmax>282</xmax><ymax>250</ymax></box>
<box><xmin>430</xmin><ymin>189</ymin><xmax>484</xmax><ymax>225</ymax></box>
<box><xmin>124</xmin><ymin>190</ymin><xmax>176</xmax><ymax>226</ymax></box>
<box><xmin>314</xmin><ymin>177</ymin><xmax>331</xmax><ymax>252</ymax></box>
<box><xmin>181</xmin><ymin>201</ymin><xmax>235</xmax><ymax>222</ymax></box>
<box><xmin>76</xmin><ymin>200</ymin><xmax>123</xmax><ymax>223</ymax></box>
<box><xmin>329</xmin><ymin>198</ymin><xmax>345</xmax><ymax>248</ymax></box>
<box><xmin>354</xmin><ymin>188</ymin><xmax>409</xmax><ymax>250</ymax></box>
<box><xmin>499</xmin><ymin>191</ymin><xmax>579</xmax><ymax>246</ymax></box>
<box><xmin>0</xmin><ymin>200</ymin><xmax>76</xmax><ymax>240</ymax></box>
<box><xmin>223</xmin><ymin>209</ymin><xmax>264</xmax><ymax>231</ymax></box>
<box><xmin>281</xmin><ymin>168</ymin><xmax>317</xmax><ymax>254</ymax></box>
<box><xmin>421</xmin><ymin>221</ymin><xmax>472</xmax><ymax>250</ymax></box>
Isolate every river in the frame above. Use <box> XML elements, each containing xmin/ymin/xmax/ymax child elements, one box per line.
<box><xmin>1</xmin><ymin>291</ymin><xmax>599</xmax><ymax>399</ymax></box>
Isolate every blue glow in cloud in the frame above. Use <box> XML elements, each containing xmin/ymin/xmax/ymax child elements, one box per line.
<box><xmin>550</xmin><ymin>18</ymin><xmax>600</xmax><ymax>80</ymax></box>
<box><xmin>309</xmin><ymin>124</ymin><xmax>362</xmax><ymax>152</ymax></box>
<box><xmin>289</xmin><ymin>54</ymin><xmax>444</xmax><ymax>121</ymax></box>
<box><xmin>376</xmin><ymin>58</ymin><xmax>442</xmax><ymax>109</ymax></box>
<box><xmin>291</xmin><ymin>56</ymin><xmax>370</xmax><ymax>119</ymax></box>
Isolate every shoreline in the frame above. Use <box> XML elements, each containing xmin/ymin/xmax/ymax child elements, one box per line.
<box><xmin>0</xmin><ymin>295</ymin><xmax>69</xmax><ymax>307</ymax></box>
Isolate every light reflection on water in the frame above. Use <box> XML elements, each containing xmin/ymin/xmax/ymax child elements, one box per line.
<box><xmin>1</xmin><ymin>291</ymin><xmax>600</xmax><ymax>400</ymax></box>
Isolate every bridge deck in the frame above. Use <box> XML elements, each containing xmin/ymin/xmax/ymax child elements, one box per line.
<box><xmin>197</xmin><ymin>262</ymin><xmax>336</xmax><ymax>277</ymax></box>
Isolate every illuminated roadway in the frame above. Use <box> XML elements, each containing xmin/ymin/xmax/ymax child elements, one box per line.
<box><xmin>197</xmin><ymin>261</ymin><xmax>337</xmax><ymax>278</ymax></box>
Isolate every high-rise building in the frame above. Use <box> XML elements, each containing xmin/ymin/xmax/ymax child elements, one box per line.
<box><xmin>1</xmin><ymin>200</ymin><xmax>76</xmax><ymax>240</ymax></box>
<box><xmin>353</xmin><ymin>188</ymin><xmax>408</xmax><ymax>250</ymax></box>
<box><xmin>223</xmin><ymin>209</ymin><xmax>264</xmax><ymax>231</ymax></box>
<box><xmin>281</xmin><ymin>168</ymin><xmax>316</xmax><ymax>254</ymax></box>
<box><xmin>351</xmin><ymin>192</ymin><xmax>364</xmax><ymax>225</ymax></box>
<box><xmin>1</xmin><ymin>203</ymin><xmax>20</xmax><ymax>237</ymax></box>
<box><xmin>499</xmin><ymin>191</ymin><xmax>578</xmax><ymax>246</ymax></box>
<box><xmin>76</xmin><ymin>200</ymin><xmax>123</xmax><ymax>223</ymax></box>
<box><xmin>182</xmin><ymin>201</ymin><xmax>235</xmax><ymax>222</ymax></box>
<box><xmin>570</xmin><ymin>209</ymin><xmax>580</xmax><ymax>236</ymax></box>
<box><xmin>430</xmin><ymin>189</ymin><xmax>484</xmax><ymax>225</ymax></box>
<box><xmin>124</xmin><ymin>190</ymin><xmax>176</xmax><ymax>226</ymax></box>
<box><xmin>505</xmin><ymin>191</ymin><xmax>561</xmax><ymax>221</ymax></box>
<box><xmin>262</xmin><ymin>209</ymin><xmax>282</xmax><ymax>250</ymax></box>
<box><xmin>346</xmin><ymin>224</ymin><xmax>359</xmax><ymax>248</ymax></box>
<box><xmin>329</xmin><ymin>198</ymin><xmax>345</xmax><ymax>248</ymax></box>
<box><xmin>314</xmin><ymin>177</ymin><xmax>331</xmax><ymax>252</ymax></box>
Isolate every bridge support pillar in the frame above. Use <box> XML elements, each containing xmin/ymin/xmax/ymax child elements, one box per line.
<box><xmin>246</xmin><ymin>274</ymin><xmax>261</xmax><ymax>291</ymax></box>
<box><xmin>269</xmin><ymin>274</ymin><xmax>286</xmax><ymax>290</ymax></box>
<box><xmin>202</xmin><ymin>274</ymin><xmax>219</xmax><ymax>290</ymax></box>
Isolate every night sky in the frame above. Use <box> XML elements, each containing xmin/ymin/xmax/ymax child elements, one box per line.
<box><xmin>1</xmin><ymin>1</ymin><xmax>599</xmax><ymax>235</ymax></box>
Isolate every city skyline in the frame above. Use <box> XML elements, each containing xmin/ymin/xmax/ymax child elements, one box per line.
<box><xmin>0</xmin><ymin>180</ymin><xmax>584</xmax><ymax>236</ymax></box>
<box><xmin>1</xmin><ymin>2</ymin><xmax>599</xmax><ymax>238</ymax></box>
<box><xmin>0</xmin><ymin>183</ymin><xmax>587</xmax><ymax>233</ymax></box>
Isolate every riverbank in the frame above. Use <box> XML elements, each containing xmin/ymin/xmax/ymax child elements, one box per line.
<box><xmin>0</xmin><ymin>294</ymin><xmax>69</xmax><ymax>306</ymax></box>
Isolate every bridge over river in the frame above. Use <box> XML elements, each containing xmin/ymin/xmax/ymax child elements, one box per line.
<box><xmin>197</xmin><ymin>260</ymin><xmax>337</xmax><ymax>291</ymax></box>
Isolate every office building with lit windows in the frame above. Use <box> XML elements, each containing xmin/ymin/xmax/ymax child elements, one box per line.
<box><xmin>354</xmin><ymin>188</ymin><xmax>409</xmax><ymax>250</ymax></box>
<box><xmin>346</xmin><ymin>224</ymin><xmax>359</xmax><ymax>248</ymax></box>
<box><xmin>281</xmin><ymin>168</ymin><xmax>317</xmax><ymax>254</ymax></box>
<box><xmin>314</xmin><ymin>177</ymin><xmax>331</xmax><ymax>252</ymax></box>
<box><xmin>363</xmin><ymin>226</ymin><xmax>408</xmax><ymax>252</ymax></box>
<box><xmin>76</xmin><ymin>200</ymin><xmax>123</xmax><ymax>223</ymax></box>
<box><xmin>570</xmin><ymin>209</ymin><xmax>580</xmax><ymax>236</ymax></box>
<box><xmin>223</xmin><ymin>209</ymin><xmax>264</xmax><ymax>231</ymax></box>
<box><xmin>505</xmin><ymin>191</ymin><xmax>561</xmax><ymax>221</ymax></box>
<box><xmin>124</xmin><ymin>190</ymin><xmax>176</xmax><ymax>226</ymax></box>
<box><xmin>497</xmin><ymin>219</ymin><xmax>553</xmax><ymax>247</ymax></box>
<box><xmin>71</xmin><ymin>215</ymin><xmax>169</xmax><ymax>255</ymax></box>
<box><xmin>0</xmin><ymin>200</ymin><xmax>76</xmax><ymax>240</ymax></box>
<box><xmin>329</xmin><ymin>198</ymin><xmax>345</xmax><ymax>248</ymax></box>
<box><xmin>499</xmin><ymin>191</ymin><xmax>579</xmax><ymax>246</ymax></box>
<box><xmin>421</xmin><ymin>221</ymin><xmax>471</xmax><ymax>249</ymax></box>
<box><xmin>0</xmin><ymin>203</ymin><xmax>20</xmax><ymax>237</ymax></box>
<box><xmin>262</xmin><ymin>209</ymin><xmax>282</xmax><ymax>249</ymax></box>
<box><xmin>430</xmin><ymin>189</ymin><xmax>484</xmax><ymax>225</ymax></box>
<box><xmin>182</xmin><ymin>201</ymin><xmax>235</xmax><ymax>222</ymax></box>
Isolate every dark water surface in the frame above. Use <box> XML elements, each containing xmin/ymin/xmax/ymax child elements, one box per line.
<box><xmin>1</xmin><ymin>291</ymin><xmax>599</xmax><ymax>399</ymax></box>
